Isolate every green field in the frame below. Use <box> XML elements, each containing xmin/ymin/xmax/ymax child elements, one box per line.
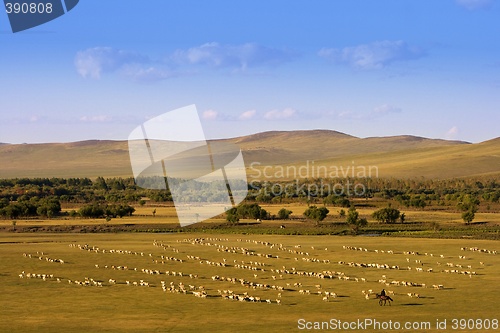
<box><xmin>1</xmin><ymin>233</ymin><xmax>498</xmax><ymax>333</ymax></box>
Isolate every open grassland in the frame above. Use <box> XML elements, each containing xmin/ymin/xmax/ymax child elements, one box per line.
<box><xmin>1</xmin><ymin>233</ymin><xmax>499</xmax><ymax>333</ymax></box>
<box><xmin>246</xmin><ymin>141</ymin><xmax>500</xmax><ymax>180</ymax></box>
<box><xmin>1</xmin><ymin>132</ymin><xmax>498</xmax><ymax>179</ymax></box>
<box><xmin>1</xmin><ymin>203</ymin><xmax>499</xmax><ymax>240</ymax></box>
<box><xmin>0</xmin><ymin>140</ymin><xmax>133</xmax><ymax>179</ymax></box>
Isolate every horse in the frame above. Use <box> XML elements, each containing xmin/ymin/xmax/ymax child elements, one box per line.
<box><xmin>376</xmin><ymin>293</ymin><xmax>393</xmax><ymax>306</ymax></box>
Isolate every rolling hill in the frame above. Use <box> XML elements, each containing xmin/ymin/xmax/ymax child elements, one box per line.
<box><xmin>0</xmin><ymin>130</ymin><xmax>498</xmax><ymax>179</ymax></box>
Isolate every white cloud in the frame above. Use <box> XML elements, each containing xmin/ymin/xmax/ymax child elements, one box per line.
<box><xmin>317</xmin><ymin>110</ymin><xmax>359</xmax><ymax>120</ymax></box>
<box><xmin>75</xmin><ymin>43</ymin><xmax>295</xmax><ymax>81</ymax></box>
<box><xmin>75</xmin><ymin>47</ymin><xmax>149</xmax><ymax>79</ymax></box>
<box><xmin>239</xmin><ymin>110</ymin><xmax>257</xmax><ymax>120</ymax></box>
<box><xmin>445</xmin><ymin>126</ymin><xmax>459</xmax><ymax>140</ymax></box>
<box><xmin>455</xmin><ymin>0</ymin><xmax>493</xmax><ymax>10</ymax></box>
<box><xmin>120</xmin><ymin>64</ymin><xmax>176</xmax><ymax>82</ymax></box>
<box><xmin>172</xmin><ymin>42</ymin><xmax>296</xmax><ymax>70</ymax></box>
<box><xmin>372</xmin><ymin>104</ymin><xmax>402</xmax><ymax>115</ymax></box>
<box><xmin>317</xmin><ymin>105</ymin><xmax>401</xmax><ymax>120</ymax></box>
<box><xmin>337</xmin><ymin>111</ymin><xmax>356</xmax><ymax>119</ymax></box>
<box><xmin>263</xmin><ymin>108</ymin><xmax>297</xmax><ymax>120</ymax></box>
<box><xmin>319</xmin><ymin>40</ymin><xmax>424</xmax><ymax>69</ymax></box>
<box><xmin>202</xmin><ymin>110</ymin><xmax>218</xmax><ymax>120</ymax></box>
<box><xmin>79</xmin><ymin>115</ymin><xmax>113</xmax><ymax>123</ymax></box>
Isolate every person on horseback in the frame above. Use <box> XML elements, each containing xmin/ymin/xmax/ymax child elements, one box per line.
<box><xmin>380</xmin><ymin>289</ymin><xmax>386</xmax><ymax>297</ymax></box>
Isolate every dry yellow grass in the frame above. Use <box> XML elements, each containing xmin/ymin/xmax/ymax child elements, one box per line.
<box><xmin>1</xmin><ymin>131</ymin><xmax>498</xmax><ymax>179</ymax></box>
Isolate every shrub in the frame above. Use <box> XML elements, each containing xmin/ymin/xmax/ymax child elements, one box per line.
<box><xmin>346</xmin><ymin>206</ymin><xmax>367</xmax><ymax>234</ymax></box>
<box><xmin>277</xmin><ymin>208</ymin><xmax>292</xmax><ymax>220</ymax></box>
<box><xmin>226</xmin><ymin>207</ymin><xmax>239</xmax><ymax>223</ymax></box>
<box><xmin>303</xmin><ymin>205</ymin><xmax>329</xmax><ymax>223</ymax></box>
<box><xmin>372</xmin><ymin>207</ymin><xmax>401</xmax><ymax>224</ymax></box>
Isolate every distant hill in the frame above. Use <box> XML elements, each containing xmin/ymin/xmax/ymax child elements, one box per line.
<box><xmin>0</xmin><ymin>130</ymin><xmax>498</xmax><ymax>179</ymax></box>
<box><xmin>0</xmin><ymin>140</ymin><xmax>130</xmax><ymax>178</ymax></box>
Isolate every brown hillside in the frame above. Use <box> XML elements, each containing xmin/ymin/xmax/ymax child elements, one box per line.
<box><xmin>0</xmin><ymin>130</ymin><xmax>497</xmax><ymax>179</ymax></box>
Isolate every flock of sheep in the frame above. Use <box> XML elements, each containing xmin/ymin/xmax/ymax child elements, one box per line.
<box><xmin>17</xmin><ymin>237</ymin><xmax>496</xmax><ymax>307</ymax></box>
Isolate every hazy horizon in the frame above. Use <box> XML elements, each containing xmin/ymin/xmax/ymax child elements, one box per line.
<box><xmin>2</xmin><ymin>127</ymin><xmax>500</xmax><ymax>145</ymax></box>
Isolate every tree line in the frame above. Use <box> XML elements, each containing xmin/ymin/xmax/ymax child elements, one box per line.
<box><xmin>0</xmin><ymin>176</ymin><xmax>498</xmax><ymax>204</ymax></box>
<box><xmin>0</xmin><ymin>176</ymin><xmax>492</xmax><ymax>223</ymax></box>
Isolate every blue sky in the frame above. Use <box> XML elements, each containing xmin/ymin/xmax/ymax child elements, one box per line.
<box><xmin>0</xmin><ymin>0</ymin><xmax>499</xmax><ymax>143</ymax></box>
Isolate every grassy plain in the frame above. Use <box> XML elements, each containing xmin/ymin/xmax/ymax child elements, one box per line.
<box><xmin>1</xmin><ymin>131</ymin><xmax>498</xmax><ymax>179</ymax></box>
<box><xmin>0</xmin><ymin>233</ymin><xmax>499</xmax><ymax>333</ymax></box>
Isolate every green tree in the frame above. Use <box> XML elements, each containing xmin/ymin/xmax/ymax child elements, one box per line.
<box><xmin>303</xmin><ymin>205</ymin><xmax>329</xmax><ymax>223</ymax></box>
<box><xmin>255</xmin><ymin>192</ymin><xmax>272</xmax><ymax>203</ymax></box>
<box><xmin>324</xmin><ymin>194</ymin><xmax>351</xmax><ymax>207</ymax></box>
<box><xmin>372</xmin><ymin>207</ymin><xmax>401</xmax><ymax>224</ymax></box>
<box><xmin>410</xmin><ymin>196</ymin><xmax>427</xmax><ymax>209</ymax></box>
<box><xmin>93</xmin><ymin>177</ymin><xmax>108</xmax><ymax>190</ymax></box>
<box><xmin>457</xmin><ymin>194</ymin><xmax>479</xmax><ymax>224</ymax></box>
<box><xmin>461</xmin><ymin>210</ymin><xmax>476</xmax><ymax>224</ymax></box>
<box><xmin>106</xmin><ymin>204</ymin><xmax>135</xmax><ymax>218</ymax></box>
<box><xmin>0</xmin><ymin>198</ymin><xmax>9</xmax><ymax>209</ymax></box>
<box><xmin>225</xmin><ymin>207</ymin><xmax>239</xmax><ymax>223</ymax></box>
<box><xmin>78</xmin><ymin>204</ymin><xmax>105</xmax><ymax>218</ymax></box>
<box><xmin>236</xmin><ymin>203</ymin><xmax>269</xmax><ymax>220</ymax></box>
<box><xmin>277</xmin><ymin>208</ymin><xmax>292</xmax><ymax>220</ymax></box>
<box><xmin>346</xmin><ymin>206</ymin><xmax>367</xmax><ymax>234</ymax></box>
<box><xmin>0</xmin><ymin>204</ymin><xmax>21</xmax><ymax>219</ymax></box>
<box><xmin>36</xmin><ymin>198</ymin><xmax>61</xmax><ymax>218</ymax></box>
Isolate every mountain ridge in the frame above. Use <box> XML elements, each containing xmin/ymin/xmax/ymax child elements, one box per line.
<box><xmin>0</xmin><ymin>130</ymin><xmax>498</xmax><ymax>179</ymax></box>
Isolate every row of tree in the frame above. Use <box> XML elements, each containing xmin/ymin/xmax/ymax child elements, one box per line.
<box><xmin>226</xmin><ymin>203</ymin><xmax>270</xmax><ymax>223</ymax></box>
<box><xmin>0</xmin><ymin>196</ymin><xmax>135</xmax><ymax>220</ymax></box>
<box><xmin>75</xmin><ymin>204</ymin><xmax>135</xmax><ymax>219</ymax></box>
<box><xmin>1</xmin><ymin>177</ymin><xmax>498</xmax><ymax>206</ymax></box>
<box><xmin>225</xmin><ymin>199</ymin><xmax>477</xmax><ymax>231</ymax></box>
<box><xmin>247</xmin><ymin>177</ymin><xmax>500</xmax><ymax>204</ymax></box>
<box><xmin>225</xmin><ymin>202</ymin><xmax>408</xmax><ymax>229</ymax></box>
<box><xmin>0</xmin><ymin>197</ymin><xmax>61</xmax><ymax>218</ymax></box>
<box><xmin>0</xmin><ymin>176</ymin><xmax>486</xmax><ymax>224</ymax></box>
